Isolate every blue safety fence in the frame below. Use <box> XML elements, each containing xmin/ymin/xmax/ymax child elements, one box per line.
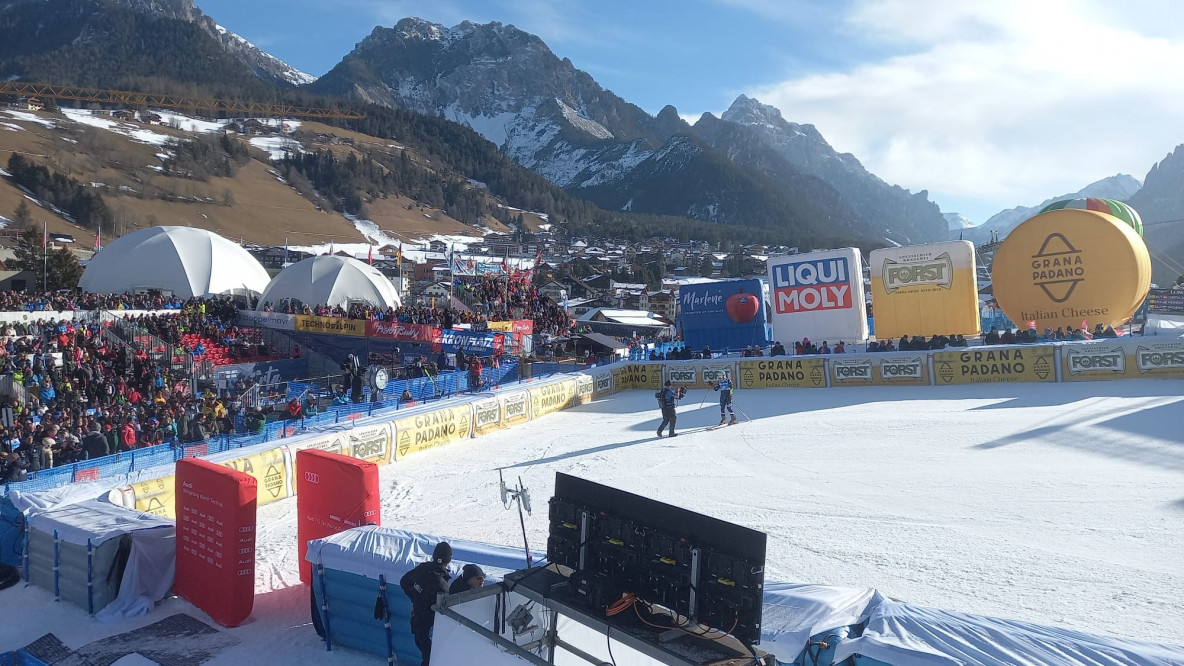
<box><xmin>0</xmin><ymin>651</ymin><xmax>51</xmax><ymax>666</ymax></box>
<box><xmin>2</xmin><ymin>362</ymin><xmax>521</xmax><ymax>497</ymax></box>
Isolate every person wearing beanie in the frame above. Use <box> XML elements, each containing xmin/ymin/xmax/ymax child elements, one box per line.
<box><xmin>399</xmin><ymin>541</ymin><xmax>452</xmax><ymax>666</ymax></box>
<box><xmin>448</xmin><ymin>563</ymin><xmax>486</xmax><ymax>594</ymax></box>
<box><xmin>655</xmin><ymin>380</ymin><xmax>684</xmax><ymax>438</ymax></box>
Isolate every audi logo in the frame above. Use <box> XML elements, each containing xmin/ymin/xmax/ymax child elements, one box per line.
<box><xmin>304</xmin><ymin>472</ymin><xmax>320</xmax><ymax>484</ymax></box>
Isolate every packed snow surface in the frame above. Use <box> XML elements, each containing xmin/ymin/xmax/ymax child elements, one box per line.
<box><xmin>2</xmin><ymin>379</ymin><xmax>1182</xmax><ymax>662</ymax></box>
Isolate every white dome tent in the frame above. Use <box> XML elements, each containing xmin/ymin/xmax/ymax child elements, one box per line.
<box><xmin>80</xmin><ymin>226</ymin><xmax>270</xmax><ymax>299</ymax></box>
<box><xmin>256</xmin><ymin>254</ymin><xmax>401</xmax><ymax>311</ymax></box>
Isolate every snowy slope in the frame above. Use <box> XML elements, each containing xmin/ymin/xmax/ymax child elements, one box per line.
<box><xmin>2</xmin><ymin>379</ymin><xmax>1182</xmax><ymax>661</ymax></box>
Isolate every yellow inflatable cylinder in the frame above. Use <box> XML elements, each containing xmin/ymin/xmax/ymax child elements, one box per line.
<box><xmin>991</xmin><ymin>209</ymin><xmax>1150</xmax><ymax>332</ymax></box>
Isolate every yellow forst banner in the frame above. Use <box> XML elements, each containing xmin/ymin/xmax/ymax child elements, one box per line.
<box><xmin>1063</xmin><ymin>341</ymin><xmax>1184</xmax><ymax>381</ymax></box>
<box><xmin>350</xmin><ymin>423</ymin><xmax>393</xmax><ymax>465</ymax></box>
<box><xmin>1130</xmin><ymin>342</ymin><xmax>1184</xmax><ymax>378</ymax></box>
<box><xmin>133</xmin><ymin>474</ymin><xmax>176</xmax><ymax>519</ymax></box>
<box><xmin>612</xmin><ymin>363</ymin><xmax>662</xmax><ymax>390</ymax></box>
<box><xmin>875</xmin><ymin>355</ymin><xmax>929</xmax><ymax>385</ymax></box>
<box><xmin>222</xmin><ymin>446</ymin><xmax>289</xmax><ymax>504</ymax></box>
<box><xmin>501</xmin><ymin>391</ymin><xmax>531</xmax><ymax>426</ymax></box>
<box><xmin>472</xmin><ymin>397</ymin><xmax>504</xmax><ymax>435</ymax></box>
<box><xmin>529</xmin><ymin>379</ymin><xmax>576</xmax><ymax>418</ymax></box>
<box><xmin>293</xmin><ymin>315</ymin><xmax>367</xmax><ymax>336</ymax></box>
<box><xmin>574</xmin><ymin>375</ymin><xmax>595</xmax><ymax>405</ymax></box>
<box><xmin>934</xmin><ymin>346</ymin><xmax>1055</xmax><ymax>384</ymax></box>
<box><xmin>394</xmin><ymin>405</ymin><xmax>473</xmax><ymax>460</ymax></box>
<box><xmin>739</xmin><ymin>359</ymin><xmax>826</xmax><ymax>388</ymax></box>
<box><xmin>486</xmin><ymin>321</ymin><xmax>515</xmax><ymax>332</ymax></box>
<box><xmin>665</xmin><ymin>363</ymin><xmax>733</xmax><ymax>388</ymax></box>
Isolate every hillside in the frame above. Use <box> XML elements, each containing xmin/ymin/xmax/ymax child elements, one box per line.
<box><xmin>0</xmin><ymin>107</ymin><xmax>485</xmax><ymax>247</ymax></box>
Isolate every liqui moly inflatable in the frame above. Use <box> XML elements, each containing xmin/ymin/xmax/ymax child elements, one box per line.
<box><xmin>767</xmin><ymin>248</ymin><xmax>868</xmax><ymax>345</ymax></box>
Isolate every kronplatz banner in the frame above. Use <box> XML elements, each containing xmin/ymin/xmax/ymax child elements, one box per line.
<box><xmin>869</xmin><ymin>240</ymin><xmax>980</xmax><ymax>339</ymax></box>
<box><xmin>768</xmin><ymin>248</ymin><xmax>868</xmax><ymax>345</ymax></box>
<box><xmin>677</xmin><ymin>278</ymin><xmax>768</xmax><ymax>352</ymax></box>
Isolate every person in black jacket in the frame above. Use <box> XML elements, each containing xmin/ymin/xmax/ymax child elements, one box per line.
<box><xmin>447</xmin><ymin>563</ymin><xmax>486</xmax><ymax>595</ymax></box>
<box><xmin>81</xmin><ymin>423</ymin><xmax>109</xmax><ymax>460</ymax></box>
<box><xmin>400</xmin><ymin>542</ymin><xmax>452</xmax><ymax>666</ymax></box>
<box><xmin>656</xmin><ymin>381</ymin><xmax>685</xmax><ymax>438</ymax></box>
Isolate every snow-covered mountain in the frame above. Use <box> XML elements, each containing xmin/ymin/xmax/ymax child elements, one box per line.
<box><xmin>0</xmin><ymin>0</ymin><xmax>315</xmax><ymax>87</ymax></box>
<box><xmin>309</xmin><ymin>17</ymin><xmax>941</xmax><ymax>245</ymax></box>
<box><xmin>698</xmin><ymin>95</ymin><xmax>947</xmax><ymax>244</ymax></box>
<box><xmin>945</xmin><ymin>213</ymin><xmax>977</xmax><ymax>238</ymax></box>
<box><xmin>1129</xmin><ymin>146</ymin><xmax>1184</xmax><ymax>283</ymax></box>
<box><xmin>964</xmin><ymin>174</ymin><xmax>1143</xmax><ymax>245</ymax></box>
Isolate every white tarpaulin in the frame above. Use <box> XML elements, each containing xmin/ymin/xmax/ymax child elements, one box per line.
<box><xmin>27</xmin><ymin>499</ymin><xmax>173</xmax><ymax>547</ymax></box>
<box><xmin>760</xmin><ymin>582</ymin><xmax>884</xmax><ymax>661</ymax></box>
<box><xmin>833</xmin><ymin>599</ymin><xmax>1184</xmax><ymax>666</ymax></box>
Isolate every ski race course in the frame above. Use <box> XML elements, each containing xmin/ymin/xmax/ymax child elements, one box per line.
<box><xmin>2</xmin><ymin>378</ymin><xmax>1182</xmax><ymax>663</ymax></box>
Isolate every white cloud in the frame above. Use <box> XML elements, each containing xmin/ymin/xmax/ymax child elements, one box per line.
<box><xmin>746</xmin><ymin>0</ymin><xmax>1184</xmax><ymax>221</ymax></box>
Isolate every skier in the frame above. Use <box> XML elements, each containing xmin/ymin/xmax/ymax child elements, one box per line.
<box><xmin>711</xmin><ymin>372</ymin><xmax>737</xmax><ymax>426</ymax></box>
<box><xmin>656</xmin><ymin>380</ymin><xmax>685</xmax><ymax>437</ymax></box>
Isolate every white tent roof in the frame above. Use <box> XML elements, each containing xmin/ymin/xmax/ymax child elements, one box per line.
<box><xmin>80</xmin><ymin>226</ymin><xmax>270</xmax><ymax>298</ymax></box>
<box><xmin>256</xmin><ymin>254</ymin><xmax>401</xmax><ymax>311</ymax></box>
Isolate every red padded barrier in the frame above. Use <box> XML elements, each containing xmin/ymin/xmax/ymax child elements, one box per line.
<box><xmin>174</xmin><ymin>457</ymin><xmax>258</xmax><ymax>627</ymax></box>
<box><xmin>296</xmin><ymin>449</ymin><xmax>381</xmax><ymax>584</ymax></box>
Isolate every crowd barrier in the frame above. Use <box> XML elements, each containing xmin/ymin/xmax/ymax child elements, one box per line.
<box><xmin>2</xmin><ymin>363</ymin><xmax>520</xmax><ymax>497</ymax></box>
<box><xmin>616</xmin><ymin>337</ymin><xmax>1184</xmax><ymax>389</ymax></box>
<box><xmin>85</xmin><ymin>373</ymin><xmax>582</xmax><ymax>520</ymax></box>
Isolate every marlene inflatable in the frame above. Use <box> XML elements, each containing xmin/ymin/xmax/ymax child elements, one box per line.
<box><xmin>991</xmin><ymin>208</ymin><xmax>1151</xmax><ymax>331</ymax></box>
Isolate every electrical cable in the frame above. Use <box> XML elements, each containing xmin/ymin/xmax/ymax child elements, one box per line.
<box><xmin>605</xmin><ymin>625</ymin><xmax>618</xmax><ymax>666</ymax></box>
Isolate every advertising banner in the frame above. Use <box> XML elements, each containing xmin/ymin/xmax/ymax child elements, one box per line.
<box><xmin>219</xmin><ymin>446</ymin><xmax>289</xmax><ymax>505</ymax></box>
<box><xmin>1062</xmin><ymin>339</ymin><xmax>1184</xmax><ymax>380</ymax></box>
<box><xmin>612</xmin><ymin>363</ymin><xmax>662</xmax><ymax>390</ymax></box>
<box><xmin>591</xmin><ymin>370</ymin><xmax>614</xmax><ymax>398</ymax></box>
<box><xmin>934</xmin><ymin>346</ymin><xmax>1055</xmax><ymax>384</ymax></box>
<box><xmin>768</xmin><ymin>248</ymin><xmax>868</xmax><ymax>346</ymax></box>
<box><xmin>738</xmin><ymin>359</ymin><xmax>827</xmax><ymax>388</ymax></box>
<box><xmin>174</xmin><ymin>458</ymin><xmax>257</xmax><ymax>628</ymax></box>
<box><xmin>677</xmin><ymin>279</ymin><xmax>769</xmax><ymax>352</ymax></box>
<box><xmin>830</xmin><ymin>357</ymin><xmax>874</xmax><ymax>386</ymax></box>
<box><xmin>471</xmin><ymin>397</ymin><xmax>504</xmax><ymax>435</ymax></box>
<box><xmin>991</xmin><ymin>209</ymin><xmax>1151</xmax><ymax>331</ymax></box>
<box><xmin>437</xmin><ymin>329</ymin><xmax>505</xmax><ymax>355</ymax></box>
<box><xmin>133</xmin><ymin>474</ymin><xmax>177</xmax><ymax>519</ymax></box>
<box><xmin>1147</xmin><ymin>288</ymin><xmax>1184</xmax><ymax>314</ymax></box>
<box><xmin>665</xmin><ymin>362</ymin><xmax>733</xmax><ymax>388</ymax></box>
<box><xmin>366</xmin><ymin>320</ymin><xmax>438</xmax><ymax>343</ymax></box>
<box><xmin>349</xmin><ymin>422</ymin><xmax>393</xmax><ymax>466</ymax></box>
<box><xmin>574</xmin><ymin>374</ymin><xmax>595</xmax><ymax>406</ymax></box>
<box><xmin>237</xmin><ymin>311</ymin><xmax>295</xmax><ymax>330</ymax></box>
<box><xmin>1130</xmin><ymin>340</ymin><xmax>1184</xmax><ymax>378</ymax></box>
<box><xmin>875</xmin><ymin>354</ymin><xmax>929</xmax><ymax>385</ymax></box>
<box><xmin>293</xmin><ymin>315</ymin><xmax>367</xmax><ymax>337</ymax></box>
<box><xmin>529</xmin><ymin>379</ymin><xmax>577</xmax><ymax>419</ymax></box>
<box><xmin>1062</xmin><ymin>345</ymin><xmax>1128</xmax><ymax>381</ymax></box>
<box><xmin>501</xmin><ymin>391</ymin><xmax>531</xmax><ymax>426</ymax></box>
<box><xmin>393</xmin><ymin>405</ymin><xmax>473</xmax><ymax>460</ymax></box>
<box><xmin>870</xmin><ymin>241</ymin><xmax>980</xmax><ymax>339</ymax></box>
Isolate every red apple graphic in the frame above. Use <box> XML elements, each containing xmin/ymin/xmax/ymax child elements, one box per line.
<box><xmin>725</xmin><ymin>291</ymin><xmax>760</xmax><ymax>323</ymax></box>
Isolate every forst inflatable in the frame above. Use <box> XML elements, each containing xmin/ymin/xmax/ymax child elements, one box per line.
<box><xmin>991</xmin><ymin>208</ymin><xmax>1151</xmax><ymax>332</ymax></box>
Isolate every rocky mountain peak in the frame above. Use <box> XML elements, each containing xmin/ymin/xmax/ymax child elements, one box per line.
<box><xmin>722</xmin><ymin>94</ymin><xmax>783</xmax><ymax>126</ymax></box>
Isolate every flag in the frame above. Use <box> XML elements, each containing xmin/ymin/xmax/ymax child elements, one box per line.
<box><xmin>328</xmin><ymin>241</ymin><xmax>334</xmax><ymax>256</ymax></box>
<box><xmin>397</xmin><ymin>243</ymin><xmax>403</xmax><ymax>265</ymax></box>
<box><xmin>367</xmin><ymin>244</ymin><xmax>373</xmax><ymax>265</ymax></box>
<box><xmin>94</xmin><ymin>226</ymin><xmax>101</xmax><ymax>252</ymax></box>
<box><xmin>284</xmin><ymin>237</ymin><xmax>289</xmax><ymax>265</ymax></box>
<box><xmin>42</xmin><ymin>223</ymin><xmax>47</xmax><ymax>250</ymax></box>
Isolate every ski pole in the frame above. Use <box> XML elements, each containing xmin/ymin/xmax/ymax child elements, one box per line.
<box><xmin>736</xmin><ymin>405</ymin><xmax>752</xmax><ymax>422</ymax></box>
<box><xmin>699</xmin><ymin>388</ymin><xmax>711</xmax><ymax>409</ymax></box>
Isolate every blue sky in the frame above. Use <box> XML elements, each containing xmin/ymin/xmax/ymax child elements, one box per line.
<box><xmin>196</xmin><ymin>0</ymin><xmax>1184</xmax><ymax>225</ymax></box>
